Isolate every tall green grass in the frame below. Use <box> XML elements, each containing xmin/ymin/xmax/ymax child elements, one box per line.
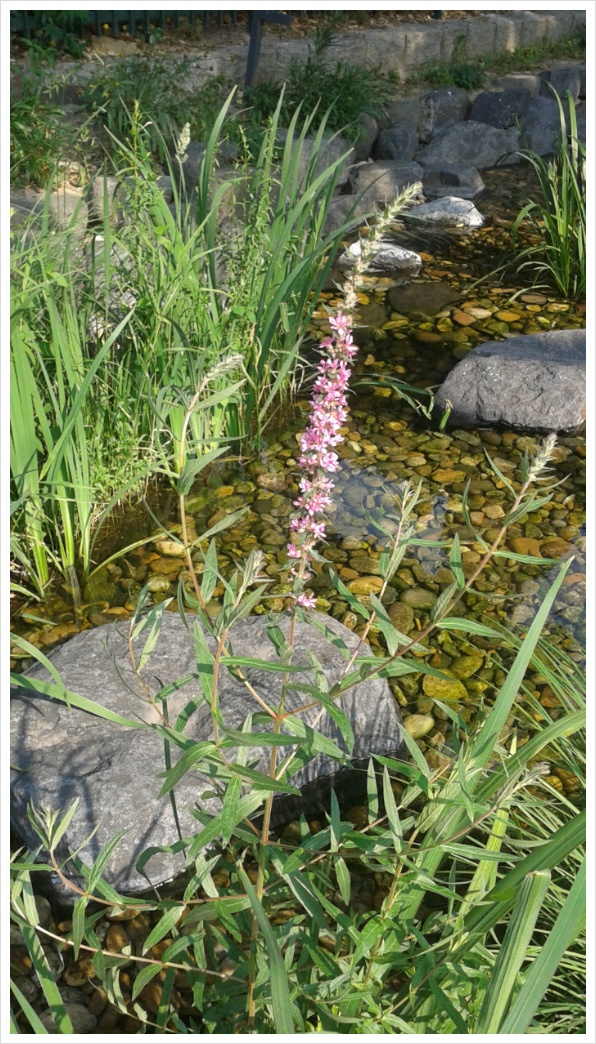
<box><xmin>10</xmin><ymin>93</ymin><xmax>356</xmax><ymax>599</ymax></box>
<box><xmin>511</xmin><ymin>89</ymin><xmax>586</xmax><ymax>299</ymax></box>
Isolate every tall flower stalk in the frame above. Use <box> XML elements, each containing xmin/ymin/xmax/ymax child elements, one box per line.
<box><xmin>287</xmin><ymin>183</ymin><xmax>422</xmax><ymax>608</ymax></box>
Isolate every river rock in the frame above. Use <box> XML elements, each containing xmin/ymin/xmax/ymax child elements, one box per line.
<box><xmin>415</xmin><ymin>122</ymin><xmax>520</xmax><ymax>169</ymax></box>
<box><xmin>372</xmin><ymin>122</ymin><xmax>419</xmax><ymax>161</ymax></box>
<box><xmin>422</xmin><ymin>675</ymin><xmax>467</xmax><ymax>702</ymax></box>
<box><xmin>337</xmin><ymin>239</ymin><xmax>422</xmax><ymax>276</ymax></box>
<box><xmin>10</xmin><ymin>614</ymin><xmax>404</xmax><ymax>904</ymax></box>
<box><xmin>419</xmin><ymin>87</ymin><xmax>470</xmax><ymax>143</ymax></box>
<box><xmin>469</xmin><ymin>87</ymin><xmax>531</xmax><ymax>128</ymax></box>
<box><xmin>388</xmin><ymin>602</ymin><xmax>415</xmax><ymax>634</ymax></box>
<box><xmin>404</xmin><ymin>196</ymin><xmax>484</xmax><ymax>229</ymax></box>
<box><xmin>387</xmin><ymin>280</ymin><xmax>462</xmax><ymax>317</ymax></box>
<box><xmin>435</xmin><ymin>329</ymin><xmax>586</xmax><ymax>434</ymax></box>
<box><xmin>399</xmin><ymin>588</ymin><xmax>437</xmax><ymax>610</ymax></box>
<box><xmin>38</xmin><ymin>1005</ymin><xmax>97</xmax><ymax>1034</ymax></box>
<box><xmin>519</xmin><ymin>95</ymin><xmax>572</xmax><ymax>155</ymax></box>
<box><xmin>403</xmin><ymin>714</ymin><xmax>435</xmax><ymax>739</ymax></box>
<box><xmin>348</xmin><ymin>161</ymin><xmax>424</xmax><ymax>205</ymax></box>
<box><xmin>422</xmin><ymin>166</ymin><xmax>484</xmax><ymax>200</ymax></box>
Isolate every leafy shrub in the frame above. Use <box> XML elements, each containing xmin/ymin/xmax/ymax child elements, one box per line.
<box><xmin>10</xmin><ymin>75</ymin><xmax>71</xmax><ymax>186</ymax></box>
<box><xmin>81</xmin><ymin>56</ymin><xmax>197</xmax><ymax>160</ymax></box>
<box><xmin>247</xmin><ymin>29</ymin><xmax>393</xmax><ymax>143</ymax></box>
<box><xmin>14</xmin><ymin>10</ymin><xmax>88</xmax><ymax>63</ymax></box>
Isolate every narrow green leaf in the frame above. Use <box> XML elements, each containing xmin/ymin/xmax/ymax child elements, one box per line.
<box><xmin>11</xmin><ymin>660</ymin><xmax>145</xmax><ymax>729</ymax></box>
<box><xmin>142</xmin><ymin>905</ymin><xmax>185</xmax><ymax>956</ymax></box>
<box><xmin>475</xmin><ymin>870</ymin><xmax>551</xmax><ymax>1034</ymax></box>
<box><xmin>383</xmin><ymin>766</ymin><xmax>402</xmax><ymax>854</ymax></box>
<box><xmin>176</xmin><ymin>446</ymin><xmax>226</xmax><ymax>495</ymax></box>
<box><xmin>334</xmin><ymin>855</ymin><xmax>351</xmax><ymax>906</ymax></box>
<box><xmin>87</xmin><ymin>830</ymin><xmax>131</xmax><ymax>893</ymax></box>
<box><xmin>10</xmin><ymin>977</ymin><xmax>49</xmax><ymax>1033</ymax></box>
<box><xmin>238</xmin><ymin>867</ymin><xmax>295</xmax><ymax>1034</ymax></box>
<box><xmin>200</xmin><ymin>539</ymin><xmax>219</xmax><ymax>605</ymax></box>
<box><xmin>220</xmin><ymin>776</ymin><xmax>241</xmax><ymax>846</ymax></box>
<box><xmin>20</xmin><ymin>924</ymin><xmax>74</xmax><ymax>1033</ymax></box>
<box><xmin>449</xmin><ymin>533</ymin><xmax>465</xmax><ymax>589</ymax></box>
<box><xmin>132</xmin><ymin>962</ymin><xmax>164</xmax><ymax>1002</ymax></box>
<box><xmin>500</xmin><ymin>856</ymin><xmax>586</xmax><ymax>1033</ymax></box>
<box><xmin>71</xmin><ymin>895</ymin><xmax>88</xmax><ymax>960</ymax></box>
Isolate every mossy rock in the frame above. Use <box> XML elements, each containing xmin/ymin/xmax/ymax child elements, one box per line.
<box><xmin>399</xmin><ymin>588</ymin><xmax>437</xmax><ymax>610</ymax></box>
<box><xmin>449</xmin><ymin>654</ymin><xmax>484</xmax><ymax>679</ymax></box>
<box><xmin>423</xmin><ymin>674</ymin><xmax>468</xmax><ymax>702</ymax></box>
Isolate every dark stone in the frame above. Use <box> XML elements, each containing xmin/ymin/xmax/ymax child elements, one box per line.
<box><xmin>388</xmin><ymin>281</ymin><xmax>462</xmax><ymax>318</ymax></box>
<box><xmin>469</xmin><ymin>88</ymin><xmax>531</xmax><ymax>129</ymax></box>
<box><xmin>353</xmin><ymin>112</ymin><xmax>379</xmax><ymax>162</ymax></box>
<box><xmin>10</xmin><ymin>188</ymin><xmax>45</xmax><ymax>230</ymax></box>
<box><xmin>422</xmin><ymin>165</ymin><xmax>484</xmax><ymax>200</ymax></box>
<box><xmin>415</xmin><ymin>122</ymin><xmax>520</xmax><ymax>169</ymax></box>
<box><xmin>575</xmin><ymin>102</ymin><xmax>586</xmax><ymax>145</ymax></box>
<box><xmin>519</xmin><ymin>96</ymin><xmax>574</xmax><ymax>156</ymax></box>
<box><xmin>419</xmin><ymin>86</ymin><xmax>470</xmax><ymax>143</ymax></box>
<box><xmin>435</xmin><ymin>330</ymin><xmax>586</xmax><ymax>434</ymax></box>
<box><xmin>372</xmin><ymin>122</ymin><xmax>419</xmax><ymax>161</ymax></box>
<box><xmin>348</xmin><ymin>161</ymin><xmax>424</xmax><ymax>206</ymax></box>
<box><xmin>11</xmin><ymin>614</ymin><xmax>404</xmax><ymax>904</ymax></box>
<box><xmin>541</xmin><ymin>65</ymin><xmax>583</xmax><ymax>103</ymax></box>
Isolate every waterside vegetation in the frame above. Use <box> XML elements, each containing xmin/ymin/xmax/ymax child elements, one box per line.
<box><xmin>9</xmin><ymin>29</ymin><xmax>586</xmax><ymax>1035</ymax></box>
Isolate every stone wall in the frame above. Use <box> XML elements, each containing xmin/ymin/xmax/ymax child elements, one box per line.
<box><xmin>184</xmin><ymin>10</ymin><xmax>585</xmax><ymax>89</ymax></box>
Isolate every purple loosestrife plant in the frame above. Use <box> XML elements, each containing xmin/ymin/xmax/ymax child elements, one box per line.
<box><xmin>286</xmin><ymin>182</ymin><xmax>422</xmax><ymax>609</ymax></box>
<box><xmin>288</xmin><ymin>313</ymin><xmax>358</xmax><ymax>608</ymax></box>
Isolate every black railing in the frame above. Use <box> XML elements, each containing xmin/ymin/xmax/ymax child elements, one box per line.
<box><xmin>10</xmin><ymin>9</ymin><xmax>293</xmax><ymax>87</ymax></box>
<box><xmin>9</xmin><ymin>10</ymin><xmax>242</xmax><ymax>37</ymax></box>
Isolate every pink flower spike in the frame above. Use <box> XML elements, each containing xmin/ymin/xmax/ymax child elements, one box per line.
<box><xmin>297</xmin><ymin>591</ymin><xmax>317</xmax><ymax>609</ymax></box>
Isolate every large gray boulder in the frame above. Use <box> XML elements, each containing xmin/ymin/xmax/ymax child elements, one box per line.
<box><xmin>519</xmin><ymin>96</ymin><xmax>569</xmax><ymax>155</ymax></box>
<box><xmin>11</xmin><ymin>613</ymin><xmax>404</xmax><ymax>904</ymax></box>
<box><xmin>542</xmin><ymin>65</ymin><xmax>584</xmax><ymax>103</ymax></box>
<box><xmin>419</xmin><ymin>86</ymin><xmax>470</xmax><ymax>143</ymax></box>
<box><xmin>435</xmin><ymin>329</ymin><xmax>585</xmax><ymax>433</ymax></box>
<box><xmin>415</xmin><ymin>122</ymin><xmax>520</xmax><ymax>169</ymax></box>
<box><xmin>348</xmin><ymin>161</ymin><xmax>424</xmax><ymax>206</ymax></box>
<box><xmin>337</xmin><ymin>238</ymin><xmax>422</xmax><ymax>276</ymax></box>
<box><xmin>372</xmin><ymin>122</ymin><xmax>419</xmax><ymax>161</ymax></box>
<box><xmin>469</xmin><ymin>87</ymin><xmax>531</xmax><ymax>129</ymax></box>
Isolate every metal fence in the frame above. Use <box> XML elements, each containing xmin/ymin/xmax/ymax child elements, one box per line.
<box><xmin>10</xmin><ymin>10</ymin><xmax>243</xmax><ymax>39</ymax></box>
<box><xmin>10</xmin><ymin>10</ymin><xmax>294</xmax><ymax>87</ymax></box>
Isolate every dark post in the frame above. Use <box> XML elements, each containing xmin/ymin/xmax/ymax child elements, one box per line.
<box><xmin>245</xmin><ymin>10</ymin><xmax>293</xmax><ymax>89</ymax></box>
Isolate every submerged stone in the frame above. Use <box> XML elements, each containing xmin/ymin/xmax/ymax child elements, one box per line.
<box><xmin>11</xmin><ymin>614</ymin><xmax>404</xmax><ymax>904</ymax></box>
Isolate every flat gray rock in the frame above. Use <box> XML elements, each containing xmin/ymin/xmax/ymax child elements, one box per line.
<box><xmin>387</xmin><ymin>281</ymin><xmax>462</xmax><ymax>318</ymax></box>
<box><xmin>348</xmin><ymin>161</ymin><xmax>424</xmax><ymax>206</ymax></box>
<box><xmin>338</xmin><ymin>238</ymin><xmax>422</xmax><ymax>275</ymax></box>
<box><xmin>404</xmin><ymin>196</ymin><xmax>484</xmax><ymax>229</ymax></box>
<box><xmin>436</xmin><ymin>329</ymin><xmax>585</xmax><ymax>433</ymax></box>
<box><xmin>422</xmin><ymin>166</ymin><xmax>484</xmax><ymax>200</ymax></box>
<box><xmin>415</xmin><ymin>121</ymin><xmax>520</xmax><ymax>169</ymax></box>
<box><xmin>11</xmin><ymin>613</ymin><xmax>404</xmax><ymax>904</ymax></box>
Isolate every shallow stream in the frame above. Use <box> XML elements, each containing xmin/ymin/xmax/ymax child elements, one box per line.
<box><xmin>11</xmin><ymin>164</ymin><xmax>586</xmax><ymax>771</ymax></box>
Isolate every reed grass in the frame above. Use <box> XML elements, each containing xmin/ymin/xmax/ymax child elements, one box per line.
<box><xmin>10</xmin><ymin>93</ymin><xmax>354</xmax><ymax>600</ymax></box>
<box><xmin>511</xmin><ymin>89</ymin><xmax>586</xmax><ymax>299</ymax></box>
